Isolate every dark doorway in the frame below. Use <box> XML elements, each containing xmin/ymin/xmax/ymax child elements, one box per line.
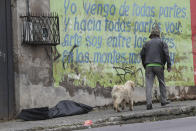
<box><xmin>0</xmin><ymin>0</ymin><xmax>15</xmax><ymax>120</ymax></box>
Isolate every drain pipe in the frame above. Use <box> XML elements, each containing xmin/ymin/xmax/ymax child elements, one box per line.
<box><xmin>26</xmin><ymin>0</ymin><xmax>30</xmax><ymax>16</ymax></box>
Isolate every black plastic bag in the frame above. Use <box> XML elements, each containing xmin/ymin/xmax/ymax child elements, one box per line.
<box><xmin>17</xmin><ymin>107</ymin><xmax>49</xmax><ymax>121</ymax></box>
<box><xmin>17</xmin><ymin>100</ymin><xmax>93</xmax><ymax>121</ymax></box>
<box><xmin>48</xmin><ymin>100</ymin><xmax>93</xmax><ymax>118</ymax></box>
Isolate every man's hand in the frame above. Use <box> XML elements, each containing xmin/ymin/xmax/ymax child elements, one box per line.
<box><xmin>167</xmin><ymin>68</ymin><xmax>171</xmax><ymax>72</ymax></box>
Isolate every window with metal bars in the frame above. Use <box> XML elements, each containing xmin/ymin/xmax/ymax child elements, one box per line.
<box><xmin>20</xmin><ymin>13</ymin><xmax>60</xmax><ymax>46</ymax></box>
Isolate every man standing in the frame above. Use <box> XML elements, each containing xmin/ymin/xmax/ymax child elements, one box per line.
<box><xmin>140</xmin><ymin>27</ymin><xmax>171</xmax><ymax>110</ymax></box>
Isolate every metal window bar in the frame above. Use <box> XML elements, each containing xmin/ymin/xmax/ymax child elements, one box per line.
<box><xmin>20</xmin><ymin>13</ymin><xmax>60</xmax><ymax>46</ymax></box>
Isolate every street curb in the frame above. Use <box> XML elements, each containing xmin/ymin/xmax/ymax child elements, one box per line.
<box><xmin>21</xmin><ymin>105</ymin><xmax>196</xmax><ymax>131</ymax></box>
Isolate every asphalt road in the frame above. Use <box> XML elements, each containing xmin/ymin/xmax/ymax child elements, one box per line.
<box><xmin>78</xmin><ymin>116</ymin><xmax>196</xmax><ymax>131</ymax></box>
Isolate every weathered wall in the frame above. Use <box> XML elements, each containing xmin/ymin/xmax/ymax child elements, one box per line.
<box><xmin>12</xmin><ymin>0</ymin><xmax>113</xmax><ymax>111</ymax></box>
<box><xmin>12</xmin><ymin>0</ymin><xmax>48</xmax><ymax>111</ymax></box>
<box><xmin>12</xmin><ymin>0</ymin><xmax>55</xmax><ymax>111</ymax></box>
<box><xmin>12</xmin><ymin>0</ymin><xmax>196</xmax><ymax>112</ymax></box>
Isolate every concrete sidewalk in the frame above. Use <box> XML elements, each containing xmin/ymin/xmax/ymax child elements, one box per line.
<box><xmin>0</xmin><ymin>100</ymin><xmax>196</xmax><ymax>131</ymax></box>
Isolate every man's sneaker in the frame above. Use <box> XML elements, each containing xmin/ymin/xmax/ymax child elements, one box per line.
<box><xmin>161</xmin><ymin>101</ymin><xmax>170</xmax><ymax>106</ymax></box>
<box><xmin>147</xmin><ymin>104</ymin><xmax>153</xmax><ymax>110</ymax></box>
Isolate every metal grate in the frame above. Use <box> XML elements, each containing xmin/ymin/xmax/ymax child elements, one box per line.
<box><xmin>20</xmin><ymin>13</ymin><xmax>60</xmax><ymax>46</ymax></box>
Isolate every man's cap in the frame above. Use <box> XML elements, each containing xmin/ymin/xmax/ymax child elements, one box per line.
<box><xmin>149</xmin><ymin>23</ymin><xmax>160</xmax><ymax>39</ymax></box>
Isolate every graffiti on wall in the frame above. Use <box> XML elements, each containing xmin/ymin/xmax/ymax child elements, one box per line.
<box><xmin>50</xmin><ymin>0</ymin><xmax>194</xmax><ymax>88</ymax></box>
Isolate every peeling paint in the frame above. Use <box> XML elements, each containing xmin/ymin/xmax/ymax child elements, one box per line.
<box><xmin>168</xmin><ymin>86</ymin><xmax>196</xmax><ymax>100</ymax></box>
<box><xmin>59</xmin><ymin>77</ymin><xmax>112</xmax><ymax>98</ymax></box>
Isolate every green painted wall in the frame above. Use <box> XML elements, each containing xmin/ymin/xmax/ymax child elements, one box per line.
<box><xmin>50</xmin><ymin>0</ymin><xmax>194</xmax><ymax>89</ymax></box>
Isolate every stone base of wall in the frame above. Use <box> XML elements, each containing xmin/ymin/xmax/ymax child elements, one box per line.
<box><xmin>18</xmin><ymin>83</ymin><xmax>196</xmax><ymax>111</ymax></box>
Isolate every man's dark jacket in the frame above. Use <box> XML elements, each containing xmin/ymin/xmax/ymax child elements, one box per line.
<box><xmin>140</xmin><ymin>37</ymin><xmax>171</xmax><ymax>69</ymax></box>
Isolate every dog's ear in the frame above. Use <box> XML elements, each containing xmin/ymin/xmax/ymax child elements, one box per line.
<box><xmin>125</xmin><ymin>81</ymin><xmax>135</xmax><ymax>90</ymax></box>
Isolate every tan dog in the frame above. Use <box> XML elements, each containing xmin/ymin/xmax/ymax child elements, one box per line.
<box><xmin>111</xmin><ymin>80</ymin><xmax>135</xmax><ymax>112</ymax></box>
